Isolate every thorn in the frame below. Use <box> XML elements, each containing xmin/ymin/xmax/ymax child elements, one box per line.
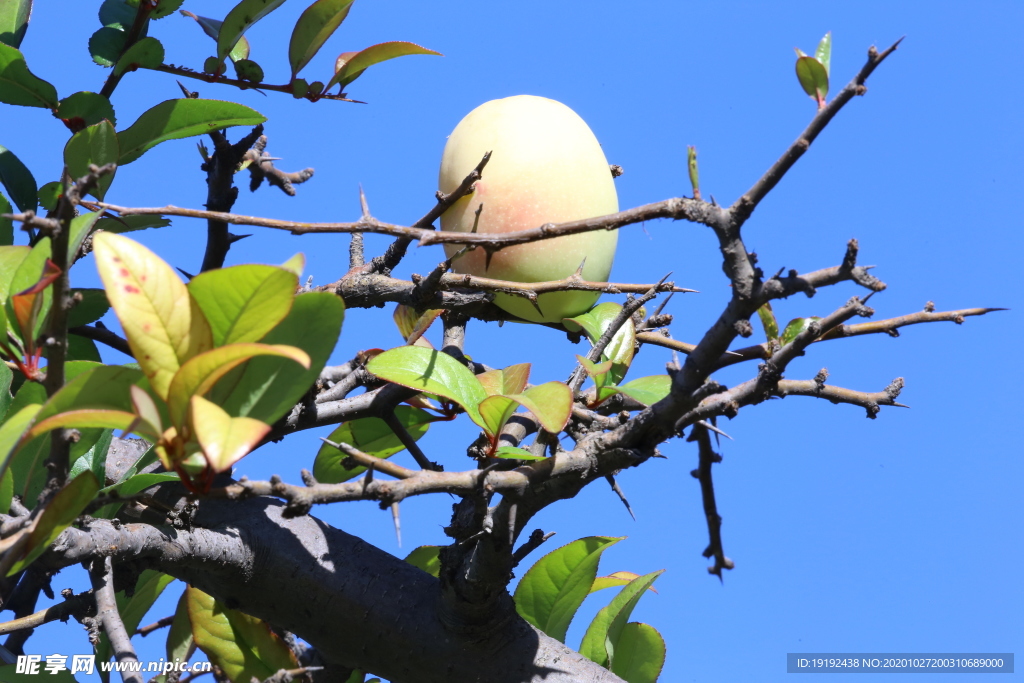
<box><xmin>359</xmin><ymin>184</ymin><xmax>371</xmax><ymax>219</ymax></box>
<box><xmin>227</xmin><ymin>232</ymin><xmax>251</xmax><ymax>244</ymax></box>
<box><xmin>176</xmin><ymin>81</ymin><xmax>195</xmax><ymax>98</ymax></box>
<box><xmin>391</xmin><ymin>502</ymin><xmax>402</xmax><ymax>547</ymax></box>
<box><xmin>652</xmin><ymin>292</ymin><xmax>675</xmax><ymax>318</ymax></box>
<box><xmin>697</xmin><ymin>418</ymin><xmax>733</xmax><ymax>441</ymax></box>
<box><xmin>484</xmin><ymin>248</ymin><xmax>495</xmax><ymax>271</ymax></box>
<box><xmin>176</xmin><ymin>267</ymin><xmax>195</xmax><ymax>280</ymax></box>
<box><xmin>606</xmin><ymin>474</ymin><xmax>636</xmax><ymax>521</ymax></box>
<box><xmin>574</xmin><ymin>258</ymin><xmax>587</xmax><ymax>277</ymax></box>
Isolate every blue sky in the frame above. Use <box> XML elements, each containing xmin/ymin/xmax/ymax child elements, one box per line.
<box><xmin>4</xmin><ymin>1</ymin><xmax>1021</xmax><ymax>681</ymax></box>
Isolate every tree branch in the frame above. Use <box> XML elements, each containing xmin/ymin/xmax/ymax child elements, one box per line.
<box><xmin>90</xmin><ymin>556</ymin><xmax>143</xmax><ymax>683</ymax></box>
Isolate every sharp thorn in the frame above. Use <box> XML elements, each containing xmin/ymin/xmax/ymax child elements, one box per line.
<box><xmin>391</xmin><ymin>502</ymin><xmax>402</xmax><ymax>548</ymax></box>
<box><xmin>606</xmin><ymin>474</ymin><xmax>636</xmax><ymax>521</ymax></box>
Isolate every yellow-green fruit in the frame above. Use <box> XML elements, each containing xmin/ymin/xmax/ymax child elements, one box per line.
<box><xmin>439</xmin><ymin>95</ymin><xmax>618</xmax><ymax>323</ymax></box>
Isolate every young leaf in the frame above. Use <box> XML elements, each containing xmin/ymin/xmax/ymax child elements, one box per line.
<box><xmin>6</xmin><ymin>471</ymin><xmax>99</xmax><ymax>575</ymax></box>
<box><xmin>579</xmin><ymin>569</ymin><xmax>664</xmax><ymax>668</ymax></box>
<box><xmin>513</xmin><ymin>536</ymin><xmax>623</xmax><ymax>643</ymax></box>
<box><xmin>116</xmin><ymin>99</ymin><xmax>266</xmax><ymax>165</ymax></box>
<box><xmin>610</xmin><ymin>622</ymin><xmax>666</xmax><ymax>683</ymax></box>
<box><xmin>313</xmin><ymin>406</ymin><xmax>433</xmax><ymax>483</ymax></box>
<box><xmin>795</xmin><ymin>55</ymin><xmax>829</xmax><ymax>106</ymax></box>
<box><xmin>113</xmin><ymin>35</ymin><xmax>165</xmax><ymax>76</ymax></box>
<box><xmin>611</xmin><ymin>375</ymin><xmax>671</xmax><ymax>407</ymax></box>
<box><xmin>509</xmin><ymin>382</ymin><xmax>572</xmax><ymax>434</ymax></box>
<box><xmin>366</xmin><ymin>346</ymin><xmax>488</xmax><ymax>425</ymax></box>
<box><xmin>166</xmin><ymin>343</ymin><xmax>310</xmax><ymax>426</ymax></box>
<box><xmin>188</xmin><ymin>264</ymin><xmax>298</xmax><ymax>347</ymax></box>
<box><xmin>186</xmin><ymin>586</ymin><xmax>298</xmax><ymax>682</ymax></box>
<box><xmin>0</xmin><ymin>0</ymin><xmax>32</xmax><ymax>49</ymax></box>
<box><xmin>93</xmin><ymin>232</ymin><xmax>213</xmax><ymax>398</ymax></box>
<box><xmin>206</xmin><ymin>292</ymin><xmax>343</xmax><ymax>425</ymax></box>
<box><xmin>477</xmin><ymin>394</ymin><xmax>519</xmax><ymax>439</ymax></box>
<box><xmin>190</xmin><ymin>395</ymin><xmax>271</xmax><ymax>472</ymax></box>
<box><xmin>756</xmin><ymin>302</ymin><xmax>779</xmax><ymax>342</ymax></box>
<box><xmin>9</xmin><ymin>258</ymin><xmax>60</xmax><ymax>350</ymax></box>
<box><xmin>494</xmin><ymin>446</ymin><xmax>546</xmax><ymax>460</ymax></box>
<box><xmin>217</xmin><ymin>0</ymin><xmax>288</xmax><ymax>64</ymax></box>
<box><xmin>288</xmin><ymin>0</ymin><xmax>355</xmax><ymax>79</ymax></box>
<box><xmin>179</xmin><ymin>11</ymin><xmax>249</xmax><ymax>63</ymax></box>
<box><xmin>24</xmin><ymin>409</ymin><xmax>146</xmax><ymax>444</ymax></box>
<box><xmin>816</xmin><ymin>31</ymin><xmax>832</xmax><ymax>76</ymax></box>
<box><xmin>326</xmin><ymin>42</ymin><xmax>442</xmax><ymax>92</ymax></box>
<box><xmin>780</xmin><ymin>316</ymin><xmax>822</xmax><ymax>346</ymax></box>
<box><xmin>590</xmin><ymin>571</ymin><xmax>659</xmax><ymax>594</ymax></box>
<box><xmin>0</xmin><ymin>144</ymin><xmax>37</xmax><ymax>212</ymax></box>
<box><xmin>404</xmin><ymin>545</ymin><xmax>441</xmax><ymax>577</ymax></box>
<box><xmin>63</xmin><ymin>121</ymin><xmax>118</xmax><ymax>200</ymax></box>
<box><xmin>69</xmin><ymin>428</ymin><xmax>113</xmax><ymax>485</ymax></box>
<box><xmin>476</xmin><ymin>363</ymin><xmax>530</xmax><ymax>397</ymax></box>
<box><xmin>0</xmin><ymin>42</ymin><xmax>58</xmax><ymax>108</ymax></box>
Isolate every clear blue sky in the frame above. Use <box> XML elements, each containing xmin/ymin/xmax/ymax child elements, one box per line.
<box><xmin>5</xmin><ymin>1</ymin><xmax>1021</xmax><ymax>681</ymax></box>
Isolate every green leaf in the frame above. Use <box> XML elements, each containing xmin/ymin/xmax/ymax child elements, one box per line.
<box><xmin>64</xmin><ymin>122</ymin><xmax>118</xmax><ymax>200</ymax></box>
<box><xmin>564</xmin><ymin>302</ymin><xmax>636</xmax><ymax>383</ymax></box>
<box><xmin>513</xmin><ymin>536</ymin><xmax>623</xmax><ymax>643</ymax></box>
<box><xmin>166</xmin><ymin>589</ymin><xmax>194</xmax><ymax>665</ymax></box>
<box><xmin>366</xmin><ymin>346</ymin><xmax>487</xmax><ymax>424</ymax></box>
<box><xmin>313</xmin><ymin>406</ymin><xmax>433</xmax><ymax>483</ymax></box>
<box><xmin>404</xmin><ymin>545</ymin><xmax>441</xmax><ymax>577</ymax></box>
<box><xmin>92</xmin><ymin>471</ymin><xmax>179</xmax><ymax>519</ymax></box>
<box><xmin>579</xmin><ymin>570</ymin><xmax>664</xmax><ymax>668</ymax></box>
<box><xmin>166</xmin><ymin>343</ymin><xmax>310</xmax><ymax>426</ymax></box>
<box><xmin>99</xmin><ymin>0</ymin><xmax>138</xmax><ymax>30</ymax></box>
<box><xmin>816</xmin><ymin>31</ymin><xmax>832</xmax><ymax>76</ymax></box>
<box><xmin>756</xmin><ymin>302</ymin><xmax>779</xmax><ymax>342</ymax></box>
<box><xmin>150</xmin><ymin>0</ymin><xmax>185</xmax><ymax>20</ymax></box>
<box><xmin>95</xmin><ymin>214</ymin><xmax>171</xmax><ymax>233</ymax></box>
<box><xmin>114</xmin><ymin>35</ymin><xmax>164</xmax><ymax>76</ymax></box>
<box><xmin>0</xmin><ymin>144</ymin><xmax>36</xmax><ymax>212</ymax></box>
<box><xmin>781</xmin><ymin>316</ymin><xmax>822</xmax><ymax>346</ymax></box>
<box><xmin>187</xmin><ymin>585</ymin><xmax>298</xmax><ymax>682</ymax></box>
<box><xmin>0</xmin><ymin>468</ymin><xmax>12</xmax><ymax>514</ymax></box>
<box><xmin>56</xmin><ymin>91</ymin><xmax>117</xmax><ymax>129</ymax></box>
<box><xmin>36</xmin><ymin>180</ymin><xmax>60</xmax><ymax>211</ymax></box>
<box><xmin>217</xmin><ymin>0</ymin><xmax>287</xmax><ymax>64</ymax></box>
<box><xmin>612</xmin><ymin>375</ymin><xmax>671</xmax><ymax>407</ymax></box>
<box><xmin>66</xmin><ymin>335</ymin><xmax>102</xmax><ymax>362</ymax></box>
<box><xmin>326</xmin><ymin>41</ymin><xmax>442</xmax><ymax>92</ymax></box>
<box><xmin>0</xmin><ymin>192</ymin><xmax>12</xmax><ymax>246</ymax></box>
<box><xmin>188</xmin><ymin>264</ymin><xmax>298</xmax><ymax>347</ymax></box>
<box><xmin>89</xmin><ymin>26</ymin><xmax>127</xmax><ymax>68</ymax></box>
<box><xmin>68</xmin><ymin>288</ymin><xmax>111</xmax><ymax>328</ymax></box>
<box><xmin>0</xmin><ymin>41</ymin><xmax>57</xmax><ymax>108</ymax></box>
<box><xmin>288</xmin><ymin>0</ymin><xmax>354</xmax><ymax>79</ymax></box>
<box><xmin>0</xmin><ymin>360</ymin><xmax>12</xmax><ymax>419</ymax></box>
<box><xmin>609</xmin><ymin>622</ymin><xmax>666</xmax><ymax>683</ymax></box>
<box><xmin>117</xmin><ymin>99</ymin><xmax>266</xmax><ymax>165</ymax></box>
<box><xmin>0</xmin><ymin>0</ymin><xmax>31</xmax><ymax>49</ymax></box>
<box><xmin>494</xmin><ymin>446</ymin><xmax>546</xmax><ymax>460</ymax></box>
<box><xmin>179</xmin><ymin>11</ymin><xmax>249</xmax><ymax>62</ymax></box>
<box><xmin>96</xmin><ymin>571</ymin><xmax>176</xmax><ymax>672</ymax></box>
<box><xmin>31</xmin><ymin>365</ymin><xmax>151</xmax><ymax>431</ymax></box>
<box><xmin>0</xmin><ymin>403</ymin><xmax>41</xmax><ymax>482</ymax></box>
<box><xmin>233</xmin><ymin>58</ymin><xmax>263</xmax><ymax>82</ymax></box>
<box><xmin>69</xmin><ymin>428</ymin><xmax>112</xmax><ymax>484</ymax></box>
<box><xmin>590</xmin><ymin>571</ymin><xmax>658</xmax><ymax>594</ymax></box>
<box><xmin>7</xmin><ymin>471</ymin><xmax>99</xmax><ymax>575</ymax></box>
<box><xmin>795</xmin><ymin>55</ymin><xmax>829</xmax><ymax>104</ymax></box>
<box><xmin>93</xmin><ymin>232</ymin><xmax>213</xmax><ymax>398</ymax></box>
<box><xmin>207</xmin><ymin>292</ymin><xmax>343</xmax><ymax>424</ymax></box>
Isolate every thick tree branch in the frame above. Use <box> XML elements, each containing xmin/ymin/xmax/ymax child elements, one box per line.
<box><xmin>90</xmin><ymin>556</ymin><xmax>143</xmax><ymax>683</ymax></box>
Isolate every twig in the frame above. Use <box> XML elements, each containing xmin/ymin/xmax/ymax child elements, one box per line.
<box><xmin>99</xmin><ymin>1</ymin><xmax>152</xmax><ymax>98</ymax></box>
<box><xmin>136</xmin><ymin>615</ymin><xmax>174</xmax><ymax>637</ymax></box>
<box><xmin>320</xmin><ymin>439</ymin><xmax>413</xmax><ymax>480</ymax></box>
<box><xmin>70</xmin><ymin>324</ymin><xmax>132</xmax><ymax>357</ymax></box>
<box><xmin>90</xmin><ymin>556</ymin><xmax>143</xmax><ymax>683</ymax></box>
<box><xmin>382</xmin><ymin>411</ymin><xmax>442</xmax><ymax>471</ymax></box>
<box><xmin>150</xmin><ymin>63</ymin><xmax>362</xmax><ymax>103</ymax></box>
<box><xmin>0</xmin><ymin>591</ymin><xmax>95</xmax><ymax>635</ymax></box>
<box><xmin>688</xmin><ymin>424</ymin><xmax>733</xmax><ymax>580</ymax></box>
<box><xmin>200</xmin><ymin>125</ymin><xmax>265</xmax><ymax>272</ymax></box>
<box><xmin>245</xmin><ymin>136</ymin><xmax>314</xmax><ymax>197</ymax></box>
<box><xmin>511</xmin><ymin>529</ymin><xmax>556</xmax><ymax>568</ymax></box>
